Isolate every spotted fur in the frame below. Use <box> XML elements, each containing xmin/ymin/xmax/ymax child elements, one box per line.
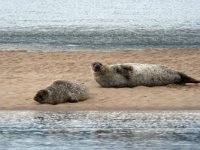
<box><xmin>91</xmin><ymin>62</ymin><xmax>199</xmax><ymax>87</ymax></box>
<box><xmin>34</xmin><ymin>80</ymin><xmax>89</xmax><ymax>104</ymax></box>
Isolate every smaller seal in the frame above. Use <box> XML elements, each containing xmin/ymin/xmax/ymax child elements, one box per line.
<box><xmin>91</xmin><ymin>62</ymin><xmax>200</xmax><ymax>87</ymax></box>
<box><xmin>34</xmin><ymin>80</ymin><xmax>89</xmax><ymax>105</ymax></box>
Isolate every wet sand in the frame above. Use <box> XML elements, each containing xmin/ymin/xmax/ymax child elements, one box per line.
<box><xmin>0</xmin><ymin>48</ymin><xmax>200</xmax><ymax>111</ymax></box>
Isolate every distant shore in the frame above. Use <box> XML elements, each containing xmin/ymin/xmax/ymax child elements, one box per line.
<box><xmin>0</xmin><ymin>48</ymin><xmax>200</xmax><ymax>111</ymax></box>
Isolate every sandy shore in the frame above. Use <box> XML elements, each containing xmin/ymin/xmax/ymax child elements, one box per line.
<box><xmin>0</xmin><ymin>48</ymin><xmax>200</xmax><ymax>111</ymax></box>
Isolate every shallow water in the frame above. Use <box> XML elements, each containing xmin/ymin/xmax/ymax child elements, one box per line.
<box><xmin>0</xmin><ymin>111</ymin><xmax>200</xmax><ymax>150</ymax></box>
<box><xmin>0</xmin><ymin>0</ymin><xmax>200</xmax><ymax>51</ymax></box>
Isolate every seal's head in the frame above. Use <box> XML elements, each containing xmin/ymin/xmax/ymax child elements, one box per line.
<box><xmin>91</xmin><ymin>62</ymin><xmax>105</xmax><ymax>73</ymax></box>
<box><xmin>34</xmin><ymin>89</ymin><xmax>49</xmax><ymax>104</ymax></box>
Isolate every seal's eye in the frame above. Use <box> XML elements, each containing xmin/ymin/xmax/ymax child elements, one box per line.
<box><xmin>92</xmin><ymin>62</ymin><xmax>103</xmax><ymax>72</ymax></box>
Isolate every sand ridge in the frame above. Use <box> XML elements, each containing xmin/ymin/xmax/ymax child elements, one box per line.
<box><xmin>0</xmin><ymin>48</ymin><xmax>200</xmax><ymax>110</ymax></box>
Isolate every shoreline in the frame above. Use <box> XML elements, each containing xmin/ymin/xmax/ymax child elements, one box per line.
<box><xmin>1</xmin><ymin>47</ymin><xmax>199</xmax><ymax>52</ymax></box>
<box><xmin>0</xmin><ymin>48</ymin><xmax>200</xmax><ymax>111</ymax></box>
<box><xmin>1</xmin><ymin>109</ymin><xmax>200</xmax><ymax>112</ymax></box>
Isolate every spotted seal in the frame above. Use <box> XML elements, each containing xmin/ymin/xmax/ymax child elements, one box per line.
<box><xmin>91</xmin><ymin>62</ymin><xmax>199</xmax><ymax>87</ymax></box>
<box><xmin>34</xmin><ymin>80</ymin><xmax>89</xmax><ymax>104</ymax></box>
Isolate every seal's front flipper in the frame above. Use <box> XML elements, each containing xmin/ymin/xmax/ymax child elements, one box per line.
<box><xmin>116</xmin><ymin>65</ymin><xmax>133</xmax><ymax>80</ymax></box>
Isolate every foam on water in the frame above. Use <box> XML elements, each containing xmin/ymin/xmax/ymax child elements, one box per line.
<box><xmin>0</xmin><ymin>111</ymin><xmax>200</xmax><ymax>150</ymax></box>
<box><xmin>0</xmin><ymin>0</ymin><xmax>200</xmax><ymax>51</ymax></box>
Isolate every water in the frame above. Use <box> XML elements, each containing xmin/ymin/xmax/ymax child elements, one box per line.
<box><xmin>0</xmin><ymin>0</ymin><xmax>200</xmax><ymax>51</ymax></box>
<box><xmin>0</xmin><ymin>111</ymin><xmax>200</xmax><ymax>150</ymax></box>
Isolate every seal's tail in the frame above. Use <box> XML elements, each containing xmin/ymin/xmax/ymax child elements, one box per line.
<box><xmin>178</xmin><ymin>72</ymin><xmax>200</xmax><ymax>84</ymax></box>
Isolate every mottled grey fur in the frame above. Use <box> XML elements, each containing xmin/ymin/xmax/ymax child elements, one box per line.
<box><xmin>34</xmin><ymin>80</ymin><xmax>89</xmax><ymax>104</ymax></box>
<box><xmin>91</xmin><ymin>62</ymin><xmax>199</xmax><ymax>88</ymax></box>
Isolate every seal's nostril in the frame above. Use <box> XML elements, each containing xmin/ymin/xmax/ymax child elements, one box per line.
<box><xmin>92</xmin><ymin>62</ymin><xmax>103</xmax><ymax>72</ymax></box>
<box><xmin>96</xmin><ymin>65</ymin><xmax>100</xmax><ymax>69</ymax></box>
<box><xmin>94</xmin><ymin>65</ymin><xmax>101</xmax><ymax>72</ymax></box>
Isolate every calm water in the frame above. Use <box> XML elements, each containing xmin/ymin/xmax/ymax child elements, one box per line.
<box><xmin>0</xmin><ymin>111</ymin><xmax>200</xmax><ymax>150</ymax></box>
<box><xmin>0</xmin><ymin>0</ymin><xmax>200</xmax><ymax>51</ymax></box>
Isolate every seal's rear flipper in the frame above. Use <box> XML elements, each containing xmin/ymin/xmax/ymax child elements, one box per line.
<box><xmin>178</xmin><ymin>72</ymin><xmax>200</xmax><ymax>84</ymax></box>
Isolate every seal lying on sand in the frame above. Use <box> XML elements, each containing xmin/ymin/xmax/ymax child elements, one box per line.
<box><xmin>34</xmin><ymin>80</ymin><xmax>89</xmax><ymax>104</ymax></box>
<box><xmin>91</xmin><ymin>62</ymin><xmax>199</xmax><ymax>88</ymax></box>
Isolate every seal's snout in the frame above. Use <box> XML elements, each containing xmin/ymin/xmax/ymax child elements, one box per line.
<box><xmin>94</xmin><ymin>65</ymin><xmax>101</xmax><ymax>72</ymax></box>
<box><xmin>92</xmin><ymin>62</ymin><xmax>103</xmax><ymax>72</ymax></box>
<box><xmin>34</xmin><ymin>89</ymin><xmax>49</xmax><ymax>103</ymax></box>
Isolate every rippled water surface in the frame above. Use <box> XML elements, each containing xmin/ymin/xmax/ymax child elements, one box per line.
<box><xmin>0</xmin><ymin>0</ymin><xmax>200</xmax><ymax>51</ymax></box>
<box><xmin>0</xmin><ymin>111</ymin><xmax>200</xmax><ymax>150</ymax></box>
